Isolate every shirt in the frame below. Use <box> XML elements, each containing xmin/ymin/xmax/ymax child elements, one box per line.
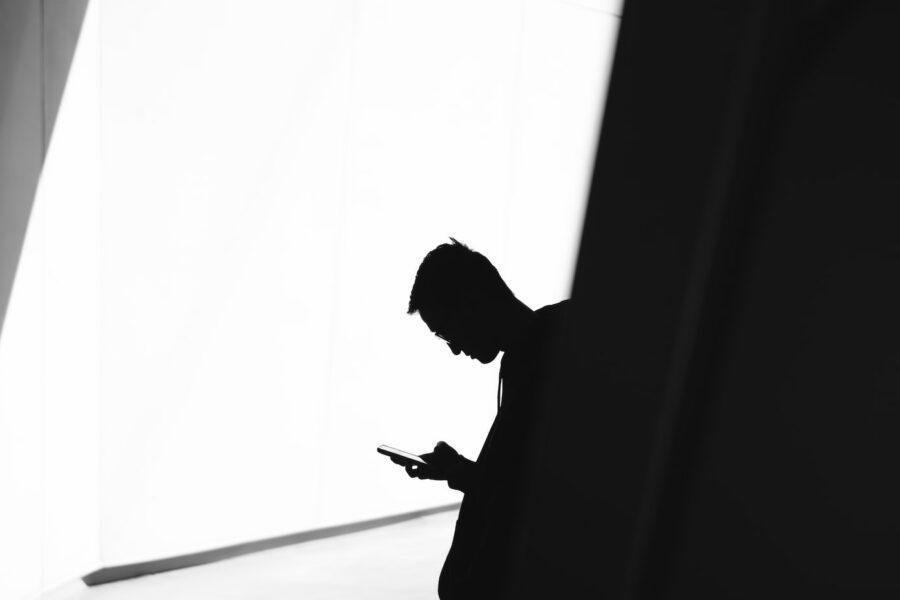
<box><xmin>439</xmin><ymin>300</ymin><xmax>569</xmax><ymax>599</ymax></box>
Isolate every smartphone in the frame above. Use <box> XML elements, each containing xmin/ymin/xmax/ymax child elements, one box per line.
<box><xmin>377</xmin><ymin>445</ymin><xmax>429</xmax><ymax>467</ymax></box>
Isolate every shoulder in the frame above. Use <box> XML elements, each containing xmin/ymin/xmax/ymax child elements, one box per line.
<box><xmin>534</xmin><ymin>299</ymin><xmax>570</xmax><ymax>331</ymax></box>
<box><xmin>502</xmin><ymin>300</ymin><xmax>571</xmax><ymax>369</ymax></box>
<box><xmin>514</xmin><ymin>300</ymin><xmax>571</xmax><ymax>359</ymax></box>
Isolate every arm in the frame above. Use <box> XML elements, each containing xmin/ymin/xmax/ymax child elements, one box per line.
<box><xmin>445</xmin><ymin>453</ymin><xmax>479</xmax><ymax>493</ymax></box>
<box><xmin>392</xmin><ymin>441</ymin><xmax>481</xmax><ymax>494</ymax></box>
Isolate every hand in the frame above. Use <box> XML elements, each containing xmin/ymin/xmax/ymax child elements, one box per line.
<box><xmin>387</xmin><ymin>455</ymin><xmax>438</xmax><ymax>479</ymax></box>
<box><xmin>393</xmin><ymin>441</ymin><xmax>460</xmax><ymax>481</ymax></box>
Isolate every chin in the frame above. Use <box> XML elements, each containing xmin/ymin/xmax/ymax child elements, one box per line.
<box><xmin>477</xmin><ymin>349</ymin><xmax>501</xmax><ymax>364</ymax></box>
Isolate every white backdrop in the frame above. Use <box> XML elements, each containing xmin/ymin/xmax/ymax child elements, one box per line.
<box><xmin>0</xmin><ymin>0</ymin><xmax>620</xmax><ymax>597</ymax></box>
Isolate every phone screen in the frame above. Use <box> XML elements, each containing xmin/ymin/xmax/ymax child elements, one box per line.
<box><xmin>377</xmin><ymin>445</ymin><xmax>428</xmax><ymax>466</ymax></box>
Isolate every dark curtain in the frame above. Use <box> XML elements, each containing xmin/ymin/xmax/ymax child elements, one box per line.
<box><xmin>510</xmin><ymin>2</ymin><xmax>900</xmax><ymax>598</ymax></box>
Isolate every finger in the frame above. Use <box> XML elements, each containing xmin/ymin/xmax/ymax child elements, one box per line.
<box><xmin>405</xmin><ymin>465</ymin><xmax>417</xmax><ymax>478</ymax></box>
<box><xmin>416</xmin><ymin>467</ymin><xmax>436</xmax><ymax>479</ymax></box>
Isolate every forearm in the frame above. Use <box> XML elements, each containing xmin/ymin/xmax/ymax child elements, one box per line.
<box><xmin>446</xmin><ymin>454</ymin><xmax>479</xmax><ymax>493</ymax></box>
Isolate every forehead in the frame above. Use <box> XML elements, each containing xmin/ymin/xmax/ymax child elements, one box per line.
<box><xmin>419</xmin><ymin>306</ymin><xmax>461</xmax><ymax>335</ymax></box>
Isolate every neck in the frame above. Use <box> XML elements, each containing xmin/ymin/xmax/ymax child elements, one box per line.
<box><xmin>497</xmin><ymin>297</ymin><xmax>535</xmax><ymax>352</ymax></box>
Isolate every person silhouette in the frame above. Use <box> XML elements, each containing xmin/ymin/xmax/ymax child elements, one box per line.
<box><xmin>393</xmin><ymin>238</ymin><xmax>569</xmax><ymax>599</ymax></box>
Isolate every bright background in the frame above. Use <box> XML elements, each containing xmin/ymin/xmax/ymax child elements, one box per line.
<box><xmin>0</xmin><ymin>0</ymin><xmax>621</xmax><ymax>597</ymax></box>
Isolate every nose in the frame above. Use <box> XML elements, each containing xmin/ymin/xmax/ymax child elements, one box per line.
<box><xmin>449</xmin><ymin>343</ymin><xmax>462</xmax><ymax>356</ymax></box>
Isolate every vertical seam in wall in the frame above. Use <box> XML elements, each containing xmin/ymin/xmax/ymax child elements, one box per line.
<box><xmin>38</xmin><ymin>0</ymin><xmax>48</xmax><ymax>592</ymax></box>
<box><xmin>39</xmin><ymin>0</ymin><xmax>47</xmax><ymax>162</ymax></box>
<box><xmin>96</xmin><ymin>0</ymin><xmax>105</xmax><ymax>567</ymax></box>
<box><xmin>320</xmin><ymin>0</ymin><xmax>359</xmax><ymax>524</ymax></box>
<box><xmin>502</xmin><ymin>0</ymin><xmax>527</xmax><ymax>282</ymax></box>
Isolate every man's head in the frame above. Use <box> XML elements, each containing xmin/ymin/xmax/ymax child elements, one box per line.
<box><xmin>408</xmin><ymin>238</ymin><xmax>514</xmax><ymax>364</ymax></box>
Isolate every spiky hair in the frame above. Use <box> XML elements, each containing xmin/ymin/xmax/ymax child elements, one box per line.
<box><xmin>407</xmin><ymin>238</ymin><xmax>513</xmax><ymax>316</ymax></box>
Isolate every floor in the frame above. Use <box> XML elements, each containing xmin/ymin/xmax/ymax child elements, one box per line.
<box><xmin>44</xmin><ymin>509</ymin><xmax>458</xmax><ymax>600</ymax></box>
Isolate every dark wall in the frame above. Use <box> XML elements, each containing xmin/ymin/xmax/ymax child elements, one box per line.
<box><xmin>656</xmin><ymin>4</ymin><xmax>900</xmax><ymax>598</ymax></box>
<box><xmin>512</xmin><ymin>1</ymin><xmax>900</xmax><ymax>598</ymax></box>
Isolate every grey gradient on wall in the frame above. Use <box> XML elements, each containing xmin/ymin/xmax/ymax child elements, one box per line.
<box><xmin>0</xmin><ymin>0</ymin><xmax>89</xmax><ymax>342</ymax></box>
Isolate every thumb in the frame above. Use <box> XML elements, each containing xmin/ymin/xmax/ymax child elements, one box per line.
<box><xmin>434</xmin><ymin>442</ymin><xmax>459</xmax><ymax>463</ymax></box>
<box><xmin>435</xmin><ymin>441</ymin><xmax>456</xmax><ymax>454</ymax></box>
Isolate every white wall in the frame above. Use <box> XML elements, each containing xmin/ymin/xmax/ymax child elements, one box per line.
<box><xmin>0</xmin><ymin>1</ymin><xmax>99</xmax><ymax>598</ymax></box>
<box><xmin>0</xmin><ymin>3</ymin><xmax>45</xmax><ymax>597</ymax></box>
<box><xmin>0</xmin><ymin>0</ymin><xmax>620</xmax><ymax>595</ymax></box>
